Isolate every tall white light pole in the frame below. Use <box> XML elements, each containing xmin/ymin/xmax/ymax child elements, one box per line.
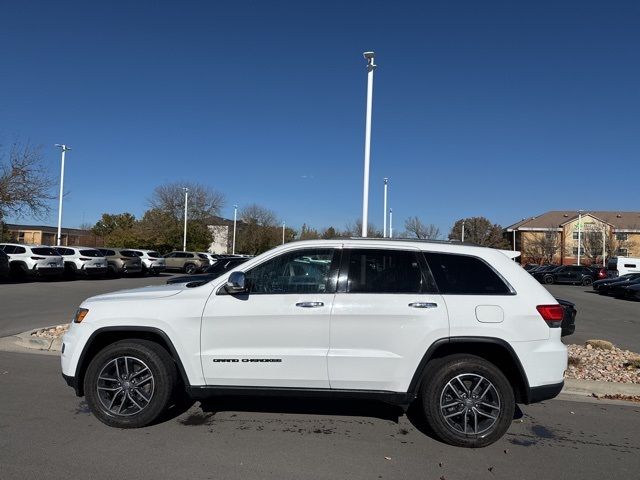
<box><xmin>576</xmin><ymin>210</ymin><xmax>583</xmax><ymax>265</ymax></box>
<box><xmin>232</xmin><ymin>204</ymin><xmax>238</xmax><ymax>255</ymax></box>
<box><xmin>182</xmin><ymin>188</ymin><xmax>189</xmax><ymax>251</ymax></box>
<box><xmin>461</xmin><ymin>220</ymin><xmax>466</xmax><ymax>242</ymax></box>
<box><xmin>361</xmin><ymin>51</ymin><xmax>376</xmax><ymax>237</ymax></box>
<box><xmin>389</xmin><ymin>208</ymin><xmax>393</xmax><ymax>238</ymax></box>
<box><xmin>54</xmin><ymin>144</ymin><xmax>71</xmax><ymax>246</ymax></box>
<box><xmin>383</xmin><ymin>177</ymin><xmax>388</xmax><ymax>237</ymax></box>
<box><xmin>282</xmin><ymin>222</ymin><xmax>286</xmax><ymax>245</ymax></box>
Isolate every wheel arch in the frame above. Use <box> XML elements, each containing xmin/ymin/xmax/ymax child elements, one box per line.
<box><xmin>408</xmin><ymin>337</ymin><xmax>532</xmax><ymax>404</ymax></box>
<box><xmin>73</xmin><ymin>326</ymin><xmax>190</xmax><ymax>397</ymax></box>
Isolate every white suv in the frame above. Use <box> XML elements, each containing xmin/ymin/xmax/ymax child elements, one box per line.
<box><xmin>56</xmin><ymin>247</ymin><xmax>108</xmax><ymax>277</ymax></box>
<box><xmin>128</xmin><ymin>249</ymin><xmax>166</xmax><ymax>275</ymax></box>
<box><xmin>0</xmin><ymin>243</ymin><xmax>64</xmax><ymax>278</ymax></box>
<box><xmin>61</xmin><ymin>239</ymin><xmax>567</xmax><ymax>447</ymax></box>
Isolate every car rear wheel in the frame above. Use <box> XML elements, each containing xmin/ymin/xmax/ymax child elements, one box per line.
<box><xmin>544</xmin><ymin>275</ymin><xmax>554</xmax><ymax>284</ymax></box>
<box><xmin>420</xmin><ymin>354</ymin><xmax>515</xmax><ymax>448</ymax></box>
<box><xmin>84</xmin><ymin>340</ymin><xmax>177</xmax><ymax>428</ymax></box>
<box><xmin>184</xmin><ymin>263</ymin><xmax>196</xmax><ymax>274</ymax></box>
<box><xmin>582</xmin><ymin>277</ymin><xmax>593</xmax><ymax>286</ymax></box>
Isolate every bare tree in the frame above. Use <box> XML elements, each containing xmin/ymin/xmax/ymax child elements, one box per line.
<box><xmin>236</xmin><ymin>203</ymin><xmax>281</xmax><ymax>254</ymax></box>
<box><xmin>342</xmin><ymin>219</ymin><xmax>382</xmax><ymax>238</ymax></box>
<box><xmin>581</xmin><ymin>229</ymin><xmax>609</xmax><ymax>265</ymax></box>
<box><xmin>149</xmin><ymin>181</ymin><xmax>225</xmax><ymax>221</ymax></box>
<box><xmin>403</xmin><ymin>216</ymin><xmax>440</xmax><ymax>240</ymax></box>
<box><xmin>0</xmin><ymin>142</ymin><xmax>54</xmax><ymax>221</ymax></box>
<box><xmin>522</xmin><ymin>229</ymin><xmax>559</xmax><ymax>264</ymax></box>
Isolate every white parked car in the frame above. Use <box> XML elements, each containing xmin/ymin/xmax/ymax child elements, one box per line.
<box><xmin>56</xmin><ymin>247</ymin><xmax>108</xmax><ymax>277</ymax></box>
<box><xmin>128</xmin><ymin>249</ymin><xmax>166</xmax><ymax>275</ymax></box>
<box><xmin>61</xmin><ymin>239</ymin><xmax>567</xmax><ymax>447</ymax></box>
<box><xmin>197</xmin><ymin>252</ymin><xmax>216</xmax><ymax>266</ymax></box>
<box><xmin>0</xmin><ymin>243</ymin><xmax>64</xmax><ymax>278</ymax></box>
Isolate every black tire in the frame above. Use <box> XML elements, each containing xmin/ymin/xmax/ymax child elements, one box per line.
<box><xmin>184</xmin><ymin>263</ymin><xmax>196</xmax><ymax>274</ymax></box>
<box><xmin>420</xmin><ymin>354</ymin><xmax>515</xmax><ymax>448</ymax></box>
<box><xmin>543</xmin><ymin>275</ymin><xmax>554</xmax><ymax>285</ymax></box>
<box><xmin>582</xmin><ymin>277</ymin><xmax>593</xmax><ymax>286</ymax></box>
<box><xmin>84</xmin><ymin>340</ymin><xmax>177</xmax><ymax>428</ymax></box>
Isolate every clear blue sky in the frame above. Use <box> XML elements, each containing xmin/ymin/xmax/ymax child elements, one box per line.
<box><xmin>1</xmin><ymin>1</ymin><xmax>639</xmax><ymax>235</ymax></box>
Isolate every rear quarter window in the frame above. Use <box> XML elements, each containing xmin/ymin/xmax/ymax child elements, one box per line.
<box><xmin>424</xmin><ymin>252</ymin><xmax>512</xmax><ymax>295</ymax></box>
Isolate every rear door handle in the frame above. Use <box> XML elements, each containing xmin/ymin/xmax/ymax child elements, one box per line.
<box><xmin>408</xmin><ymin>302</ymin><xmax>438</xmax><ymax>309</ymax></box>
<box><xmin>296</xmin><ymin>301</ymin><xmax>325</xmax><ymax>308</ymax></box>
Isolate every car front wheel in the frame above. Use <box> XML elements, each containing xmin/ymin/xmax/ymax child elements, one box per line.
<box><xmin>184</xmin><ymin>263</ymin><xmax>196</xmax><ymax>274</ymax></box>
<box><xmin>420</xmin><ymin>354</ymin><xmax>515</xmax><ymax>448</ymax></box>
<box><xmin>84</xmin><ymin>340</ymin><xmax>177</xmax><ymax>428</ymax></box>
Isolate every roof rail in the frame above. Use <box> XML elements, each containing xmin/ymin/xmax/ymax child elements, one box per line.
<box><xmin>346</xmin><ymin>237</ymin><xmax>478</xmax><ymax>246</ymax></box>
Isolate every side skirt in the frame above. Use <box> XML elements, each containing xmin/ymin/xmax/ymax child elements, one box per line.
<box><xmin>186</xmin><ymin>385</ymin><xmax>416</xmax><ymax>409</ymax></box>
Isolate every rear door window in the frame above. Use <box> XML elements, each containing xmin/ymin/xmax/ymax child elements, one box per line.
<box><xmin>345</xmin><ymin>249</ymin><xmax>434</xmax><ymax>293</ymax></box>
<box><xmin>2</xmin><ymin>245</ymin><xmax>16</xmax><ymax>254</ymax></box>
<box><xmin>147</xmin><ymin>251</ymin><xmax>161</xmax><ymax>258</ymax></box>
<box><xmin>424</xmin><ymin>252</ymin><xmax>512</xmax><ymax>295</ymax></box>
<box><xmin>120</xmin><ymin>250</ymin><xmax>138</xmax><ymax>258</ymax></box>
<box><xmin>79</xmin><ymin>249</ymin><xmax>102</xmax><ymax>257</ymax></box>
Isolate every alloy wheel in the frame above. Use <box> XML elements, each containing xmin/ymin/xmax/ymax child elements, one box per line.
<box><xmin>96</xmin><ymin>356</ymin><xmax>155</xmax><ymax>416</ymax></box>
<box><xmin>439</xmin><ymin>373</ymin><xmax>501</xmax><ymax>435</ymax></box>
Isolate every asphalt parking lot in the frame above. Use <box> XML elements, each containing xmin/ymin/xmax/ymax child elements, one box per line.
<box><xmin>1</xmin><ymin>277</ymin><xmax>639</xmax><ymax>479</ymax></box>
<box><xmin>1</xmin><ymin>350</ymin><xmax>639</xmax><ymax>480</ymax></box>
<box><xmin>545</xmin><ymin>284</ymin><xmax>640</xmax><ymax>352</ymax></box>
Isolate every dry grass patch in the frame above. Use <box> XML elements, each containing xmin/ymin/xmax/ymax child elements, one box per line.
<box><xmin>585</xmin><ymin>339</ymin><xmax>614</xmax><ymax>350</ymax></box>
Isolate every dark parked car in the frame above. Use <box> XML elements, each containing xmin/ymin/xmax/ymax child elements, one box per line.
<box><xmin>536</xmin><ymin>265</ymin><xmax>596</xmax><ymax>286</ymax></box>
<box><xmin>166</xmin><ymin>256</ymin><xmax>249</xmax><ymax>285</ymax></box>
<box><xmin>0</xmin><ymin>249</ymin><xmax>9</xmax><ymax>279</ymax></box>
<box><xmin>608</xmin><ymin>277</ymin><xmax>640</xmax><ymax>298</ymax></box>
<box><xmin>620</xmin><ymin>282</ymin><xmax>640</xmax><ymax>300</ymax></box>
<box><xmin>556</xmin><ymin>298</ymin><xmax>576</xmax><ymax>337</ymax></box>
<box><xmin>592</xmin><ymin>273</ymin><xmax>640</xmax><ymax>293</ymax></box>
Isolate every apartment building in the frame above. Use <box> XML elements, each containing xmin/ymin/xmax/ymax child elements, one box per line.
<box><xmin>505</xmin><ymin>211</ymin><xmax>640</xmax><ymax>265</ymax></box>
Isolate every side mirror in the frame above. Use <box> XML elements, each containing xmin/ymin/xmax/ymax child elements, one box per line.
<box><xmin>225</xmin><ymin>271</ymin><xmax>247</xmax><ymax>293</ymax></box>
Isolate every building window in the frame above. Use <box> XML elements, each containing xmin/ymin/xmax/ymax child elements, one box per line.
<box><xmin>572</xmin><ymin>232</ymin><xmax>579</xmax><ymax>240</ymax></box>
<box><xmin>616</xmin><ymin>233</ymin><xmax>628</xmax><ymax>241</ymax></box>
<box><xmin>17</xmin><ymin>232</ymin><xmax>25</xmax><ymax>243</ymax></box>
<box><xmin>545</xmin><ymin>231</ymin><xmax>557</xmax><ymax>239</ymax></box>
<box><xmin>617</xmin><ymin>248</ymin><xmax>628</xmax><ymax>256</ymax></box>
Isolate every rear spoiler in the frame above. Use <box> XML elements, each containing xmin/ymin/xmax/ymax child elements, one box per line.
<box><xmin>500</xmin><ymin>250</ymin><xmax>521</xmax><ymax>260</ymax></box>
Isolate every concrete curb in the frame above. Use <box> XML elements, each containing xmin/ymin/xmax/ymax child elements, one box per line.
<box><xmin>563</xmin><ymin>378</ymin><xmax>640</xmax><ymax>397</ymax></box>
<box><xmin>10</xmin><ymin>325</ymin><xmax>64</xmax><ymax>352</ymax></box>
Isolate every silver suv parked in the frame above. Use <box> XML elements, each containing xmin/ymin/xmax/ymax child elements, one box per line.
<box><xmin>0</xmin><ymin>243</ymin><xmax>64</xmax><ymax>278</ymax></box>
<box><xmin>98</xmin><ymin>248</ymin><xmax>143</xmax><ymax>276</ymax></box>
<box><xmin>56</xmin><ymin>247</ymin><xmax>108</xmax><ymax>277</ymax></box>
<box><xmin>164</xmin><ymin>251</ymin><xmax>209</xmax><ymax>274</ymax></box>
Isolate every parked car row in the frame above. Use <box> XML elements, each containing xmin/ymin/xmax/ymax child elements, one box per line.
<box><xmin>592</xmin><ymin>273</ymin><xmax>640</xmax><ymax>300</ymax></box>
<box><xmin>0</xmin><ymin>242</ymin><xmax>249</xmax><ymax>281</ymax></box>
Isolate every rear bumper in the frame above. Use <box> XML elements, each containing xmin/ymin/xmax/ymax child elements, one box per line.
<box><xmin>81</xmin><ymin>267</ymin><xmax>108</xmax><ymax>276</ymax></box>
<box><xmin>527</xmin><ymin>381</ymin><xmax>564</xmax><ymax>403</ymax></box>
<box><xmin>34</xmin><ymin>267</ymin><xmax>64</xmax><ymax>276</ymax></box>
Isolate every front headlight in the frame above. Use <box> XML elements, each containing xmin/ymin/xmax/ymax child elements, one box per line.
<box><xmin>74</xmin><ymin>308</ymin><xmax>89</xmax><ymax>323</ymax></box>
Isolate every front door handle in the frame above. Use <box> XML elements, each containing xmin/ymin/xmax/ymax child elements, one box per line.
<box><xmin>408</xmin><ymin>302</ymin><xmax>438</xmax><ymax>309</ymax></box>
<box><xmin>296</xmin><ymin>301</ymin><xmax>325</xmax><ymax>308</ymax></box>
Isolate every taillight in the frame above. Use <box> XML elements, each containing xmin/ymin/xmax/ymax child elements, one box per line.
<box><xmin>31</xmin><ymin>256</ymin><xmax>45</xmax><ymax>260</ymax></box>
<box><xmin>536</xmin><ymin>304</ymin><xmax>564</xmax><ymax>328</ymax></box>
<box><xmin>79</xmin><ymin>257</ymin><xmax>91</xmax><ymax>261</ymax></box>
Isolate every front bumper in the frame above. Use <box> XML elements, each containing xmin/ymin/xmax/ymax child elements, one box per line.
<box><xmin>528</xmin><ymin>381</ymin><xmax>564</xmax><ymax>403</ymax></box>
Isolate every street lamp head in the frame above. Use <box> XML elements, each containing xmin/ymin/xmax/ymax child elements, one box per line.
<box><xmin>383</xmin><ymin>177</ymin><xmax>388</xmax><ymax>183</ymax></box>
<box><xmin>55</xmin><ymin>144</ymin><xmax>71</xmax><ymax>151</ymax></box>
<box><xmin>363</xmin><ymin>51</ymin><xmax>375</xmax><ymax>59</ymax></box>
